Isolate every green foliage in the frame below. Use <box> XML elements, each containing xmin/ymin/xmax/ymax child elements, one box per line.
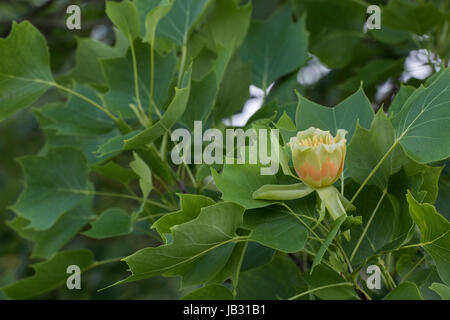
<box><xmin>0</xmin><ymin>0</ymin><xmax>449</xmax><ymax>301</ymax></box>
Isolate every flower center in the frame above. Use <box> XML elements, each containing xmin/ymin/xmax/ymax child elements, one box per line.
<box><xmin>299</xmin><ymin>134</ymin><xmax>335</xmax><ymax>147</ymax></box>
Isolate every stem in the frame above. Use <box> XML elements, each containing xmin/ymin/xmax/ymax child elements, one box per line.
<box><xmin>60</xmin><ymin>188</ymin><xmax>173</xmax><ymax>211</ymax></box>
<box><xmin>137</xmin><ymin>212</ymin><xmax>168</xmax><ymax>222</ymax></box>
<box><xmin>129</xmin><ymin>40</ymin><xmax>146</xmax><ymax>119</ymax></box>
<box><xmin>288</xmin><ymin>282</ymin><xmax>354</xmax><ymax>300</ymax></box>
<box><xmin>38</xmin><ymin>79</ymin><xmax>118</xmax><ymax>122</ymax></box>
<box><xmin>350</xmin><ymin>189</ymin><xmax>387</xmax><ymax>262</ymax></box>
<box><xmin>160</xmin><ymin>133</ymin><xmax>168</xmax><ymax>160</ymax></box>
<box><xmin>184</xmin><ymin>163</ymin><xmax>197</xmax><ymax>189</ymax></box>
<box><xmin>91</xmin><ymin>257</ymin><xmax>123</xmax><ymax>269</ymax></box>
<box><xmin>378</xmin><ymin>257</ymin><xmax>397</xmax><ymax>290</ymax></box>
<box><xmin>282</xmin><ymin>203</ymin><xmax>323</xmax><ymax>243</ymax></box>
<box><xmin>149</xmin><ymin>39</ymin><xmax>155</xmax><ymax>123</ymax></box>
<box><xmin>401</xmin><ymin>256</ymin><xmax>426</xmax><ymax>283</ymax></box>
<box><xmin>347</xmin><ymin>141</ymin><xmax>398</xmax><ymax>209</ymax></box>
<box><xmin>177</xmin><ymin>44</ymin><xmax>187</xmax><ymax>87</ymax></box>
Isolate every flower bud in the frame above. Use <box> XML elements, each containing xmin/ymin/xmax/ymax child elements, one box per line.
<box><xmin>289</xmin><ymin>127</ymin><xmax>347</xmax><ymax>188</ymax></box>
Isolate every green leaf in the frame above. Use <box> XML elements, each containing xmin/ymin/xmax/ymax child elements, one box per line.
<box><xmin>395</xmin><ymin>254</ymin><xmax>442</xmax><ymax>299</ymax></box>
<box><xmin>92</xmin><ymin>161</ymin><xmax>137</xmax><ymax>184</ymax></box>
<box><xmin>34</xmin><ymin>105</ymin><xmax>121</xmax><ymax>165</ymax></box>
<box><xmin>295</xmin><ymin>86</ymin><xmax>374</xmax><ymax>141</ymax></box>
<box><xmin>236</xmin><ymin>256</ymin><xmax>300</xmax><ymax>300</ymax></box>
<box><xmin>122</xmin><ymin>67</ymin><xmax>191</xmax><ymax>149</ymax></box>
<box><xmin>130</xmin><ymin>152</ymin><xmax>152</xmax><ymax>205</ymax></box>
<box><xmin>143</xmin><ymin>0</ymin><xmax>174</xmax><ymax>45</ymax></box>
<box><xmin>407</xmin><ymin>192</ymin><xmax>450</xmax><ymax>286</ymax></box>
<box><xmin>311</xmin><ymin>31</ymin><xmax>361</xmax><ymax>69</ymax></box>
<box><xmin>383</xmin><ymin>282</ymin><xmax>423</xmax><ymax>300</ymax></box>
<box><xmin>69</xmin><ymin>35</ymin><xmax>128</xmax><ymax>87</ymax></box>
<box><xmin>137</xmin><ymin>146</ymin><xmax>175</xmax><ymax>184</ymax></box>
<box><xmin>180</xmin><ymin>70</ymin><xmax>217</xmax><ymax>129</ymax></box>
<box><xmin>106</xmin><ymin>0</ymin><xmax>140</xmax><ymax>41</ymax></box>
<box><xmin>95</xmin><ymin>131</ymin><xmax>138</xmax><ymax>158</ymax></box>
<box><xmin>153</xmin><ymin>193</ymin><xmax>215</xmax><ymax>240</ymax></box>
<box><xmin>83</xmin><ymin>208</ymin><xmax>132</xmax><ymax>239</ymax></box>
<box><xmin>8</xmin><ymin>196</ymin><xmax>94</xmax><ymax>259</ymax></box>
<box><xmin>156</xmin><ymin>0</ymin><xmax>210</xmax><ymax>46</ymax></box>
<box><xmin>303</xmin><ymin>265</ymin><xmax>357</xmax><ymax>300</ymax></box>
<box><xmin>346</xmin><ymin>111</ymin><xmax>405</xmax><ymax>190</ymax></box>
<box><xmin>240</xmin><ymin>5</ymin><xmax>308</xmax><ymax>89</ymax></box>
<box><xmin>2</xmin><ymin>250</ymin><xmax>94</xmax><ymax>299</ymax></box>
<box><xmin>208</xmin><ymin>241</ymin><xmax>247</xmax><ymax>289</ymax></box>
<box><xmin>293</xmin><ymin>0</ymin><xmax>366</xmax><ymax>45</ymax></box>
<box><xmin>241</xmin><ymin>242</ymin><xmax>275</xmax><ymax>272</ymax></box>
<box><xmin>212</xmin><ymin>164</ymin><xmax>277</xmax><ymax>210</ymax></box>
<box><xmin>101</xmin><ymin>40</ymin><xmax>176</xmax><ymax>119</ymax></box>
<box><xmin>311</xmin><ymin>215</ymin><xmax>347</xmax><ymax>273</ymax></box>
<box><xmin>181</xmin><ymin>284</ymin><xmax>233</xmax><ymax>300</ymax></box>
<box><xmin>343</xmin><ymin>181</ymin><xmax>414</xmax><ymax>265</ymax></box>
<box><xmin>393</xmin><ymin>68</ymin><xmax>450</xmax><ymax>164</ymax></box>
<box><xmin>244</xmin><ymin>206</ymin><xmax>308</xmax><ymax>253</ymax></box>
<box><xmin>429</xmin><ymin>283</ymin><xmax>450</xmax><ymax>300</ymax></box>
<box><xmin>388</xmin><ymin>85</ymin><xmax>416</xmax><ymax>118</ymax></box>
<box><xmin>339</xmin><ymin>58</ymin><xmax>404</xmax><ymax>93</ymax></box>
<box><xmin>0</xmin><ymin>21</ymin><xmax>53</xmax><ymax>120</ymax></box>
<box><xmin>213</xmin><ymin>53</ymin><xmax>251</xmax><ymax>122</ymax></box>
<box><xmin>206</xmin><ymin>0</ymin><xmax>252</xmax><ymax>49</ymax></box>
<box><xmin>11</xmin><ymin>148</ymin><xmax>89</xmax><ymax>230</ymax></box>
<box><xmin>112</xmin><ymin>202</ymin><xmax>245</xmax><ymax>286</ymax></box>
<box><xmin>37</xmin><ymin>84</ymin><xmax>115</xmax><ymax>136</ymax></box>
<box><xmin>383</xmin><ymin>0</ymin><xmax>445</xmax><ymax>35</ymax></box>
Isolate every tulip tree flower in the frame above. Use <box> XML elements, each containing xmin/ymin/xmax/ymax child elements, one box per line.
<box><xmin>253</xmin><ymin>127</ymin><xmax>361</xmax><ymax>241</ymax></box>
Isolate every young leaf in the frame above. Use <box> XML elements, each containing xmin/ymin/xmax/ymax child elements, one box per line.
<box><xmin>11</xmin><ymin>148</ymin><xmax>89</xmax><ymax>230</ymax></box>
<box><xmin>83</xmin><ymin>208</ymin><xmax>132</xmax><ymax>239</ymax></box>
<box><xmin>122</xmin><ymin>67</ymin><xmax>192</xmax><ymax>149</ymax></box>
<box><xmin>143</xmin><ymin>0</ymin><xmax>174</xmax><ymax>45</ymax></box>
<box><xmin>130</xmin><ymin>151</ymin><xmax>153</xmax><ymax>206</ymax></box>
<box><xmin>311</xmin><ymin>215</ymin><xmax>347</xmax><ymax>273</ymax></box>
<box><xmin>429</xmin><ymin>283</ymin><xmax>450</xmax><ymax>300</ymax></box>
<box><xmin>106</xmin><ymin>0</ymin><xmax>140</xmax><ymax>41</ymax></box>
<box><xmin>212</xmin><ymin>164</ymin><xmax>277</xmax><ymax>210</ymax></box>
<box><xmin>152</xmin><ymin>193</ymin><xmax>215</xmax><ymax>240</ymax></box>
<box><xmin>0</xmin><ymin>21</ymin><xmax>53</xmax><ymax>120</ymax></box>
<box><xmin>92</xmin><ymin>161</ymin><xmax>137</xmax><ymax>184</ymax></box>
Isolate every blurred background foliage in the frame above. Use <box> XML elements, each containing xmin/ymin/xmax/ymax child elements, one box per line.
<box><xmin>0</xmin><ymin>0</ymin><xmax>449</xmax><ymax>299</ymax></box>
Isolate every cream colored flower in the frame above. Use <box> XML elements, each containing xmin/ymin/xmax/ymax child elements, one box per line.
<box><xmin>289</xmin><ymin>127</ymin><xmax>347</xmax><ymax>188</ymax></box>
